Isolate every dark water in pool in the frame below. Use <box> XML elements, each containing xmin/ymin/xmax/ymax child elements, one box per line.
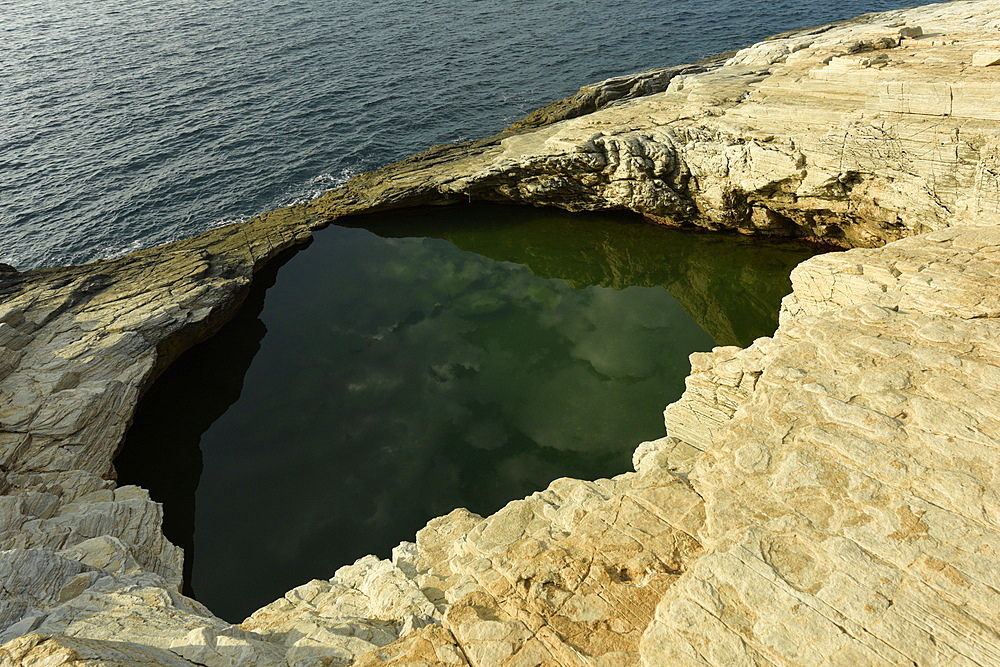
<box><xmin>118</xmin><ymin>205</ymin><xmax>821</xmax><ymax>621</ymax></box>
<box><xmin>3</xmin><ymin>0</ymin><xmax>928</xmax><ymax>269</ymax></box>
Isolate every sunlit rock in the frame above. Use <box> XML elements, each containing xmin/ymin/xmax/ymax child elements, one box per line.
<box><xmin>2</xmin><ymin>1</ymin><xmax>1000</xmax><ymax>664</ymax></box>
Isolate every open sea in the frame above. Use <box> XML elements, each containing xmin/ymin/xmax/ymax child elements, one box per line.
<box><xmin>3</xmin><ymin>0</ymin><xmax>933</xmax><ymax>270</ymax></box>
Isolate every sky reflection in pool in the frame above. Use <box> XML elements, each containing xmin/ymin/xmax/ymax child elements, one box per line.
<box><xmin>118</xmin><ymin>205</ymin><xmax>822</xmax><ymax>621</ymax></box>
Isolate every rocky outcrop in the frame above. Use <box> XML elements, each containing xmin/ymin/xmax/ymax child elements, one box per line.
<box><xmin>314</xmin><ymin>0</ymin><xmax>1000</xmax><ymax>248</ymax></box>
<box><xmin>2</xmin><ymin>1</ymin><xmax>1000</xmax><ymax>665</ymax></box>
<box><xmin>0</xmin><ymin>208</ymin><xmax>315</xmax><ymax>665</ymax></box>
<box><xmin>651</xmin><ymin>224</ymin><xmax>1000</xmax><ymax>664</ymax></box>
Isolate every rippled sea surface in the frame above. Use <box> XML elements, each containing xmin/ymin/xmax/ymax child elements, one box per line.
<box><xmin>5</xmin><ymin>0</ymin><xmax>929</xmax><ymax>269</ymax></box>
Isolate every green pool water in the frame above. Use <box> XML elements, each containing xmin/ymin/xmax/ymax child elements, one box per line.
<box><xmin>116</xmin><ymin>204</ymin><xmax>822</xmax><ymax>622</ymax></box>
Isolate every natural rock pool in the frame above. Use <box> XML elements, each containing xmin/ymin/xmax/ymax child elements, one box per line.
<box><xmin>116</xmin><ymin>204</ymin><xmax>821</xmax><ymax>622</ymax></box>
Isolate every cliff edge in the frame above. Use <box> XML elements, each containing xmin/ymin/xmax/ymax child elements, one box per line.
<box><xmin>2</xmin><ymin>1</ymin><xmax>1000</xmax><ymax>665</ymax></box>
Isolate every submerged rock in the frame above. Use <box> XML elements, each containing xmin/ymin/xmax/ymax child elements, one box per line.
<box><xmin>2</xmin><ymin>1</ymin><xmax>1000</xmax><ymax>664</ymax></box>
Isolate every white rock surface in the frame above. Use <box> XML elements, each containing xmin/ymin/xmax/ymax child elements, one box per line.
<box><xmin>0</xmin><ymin>633</ymin><xmax>201</xmax><ymax>667</ymax></box>
<box><xmin>643</xmin><ymin>225</ymin><xmax>1000</xmax><ymax>665</ymax></box>
<box><xmin>241</xmin><ymin>556</ymin><xmax>440</xmax><ymax>666</ymax></box>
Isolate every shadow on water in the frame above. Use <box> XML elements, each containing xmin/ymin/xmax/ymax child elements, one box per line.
<box><xmin>115</xmin><ymin>244</ymin><xmax>306</xmax><ymax>599</ymax></box>
<box><xmin>116</xmin><ymin>204</ymin><xmax>825</xmax><ymax>622</ymax></box>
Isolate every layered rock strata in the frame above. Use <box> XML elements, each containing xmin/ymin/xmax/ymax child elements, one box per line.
<box><xmin>651</xmin><ymin>225</ymin><xmax>1000</xmax><ymax>665</ymax></box>
<box><xmin>315</xmin><ymin>0</ymin><xmax>1000</xmax><ymax>247</ymax></box>
<box><xmin>2</xmin><ymin>1</ymin><xmax>1000</xmax><ymax>665</ymax></box>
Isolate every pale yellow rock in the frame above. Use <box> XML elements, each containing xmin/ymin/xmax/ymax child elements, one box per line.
<box><xmin>2</xmin><ymin>2</ymin><xmax>1000</xmax><ymax>666</ymax></box>
<box><xmin>313</xmin><ymin>0</ymin><xmax>1000</xmax><ymax>247</ymax></box>
<box><xmin>971</xmin><ymin>49</ymin><xmax>1000</xmax><ymax>66</ymax></box>
<box><xmin>0</xmin><ymin>633</ymin><xmax>199</xmax><ymax>666</ymax></box>
<box><xmin>353</xmin><ymin>624</ymin><xmax>468</xmax><ymax>666</ymax></box>
<box><xmin>384</xmin><ymin>469</ymin><xmax>704</xmax><ymax>666</ymax></box>
<box><xmin>647</xmin><ymin>224</ymin><xmax>1000</xmax><ymax>665</ymax></box>
<box><xmin>241</xmin><ymin>556</ymin><xmax>440</xmax><ymax>666</ymax></box>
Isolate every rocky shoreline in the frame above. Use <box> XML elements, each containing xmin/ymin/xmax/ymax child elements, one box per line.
<box><xmin>2</xmin><ymin>1</ymin><xmax>1000</xmax><ymax>664</ymax></box>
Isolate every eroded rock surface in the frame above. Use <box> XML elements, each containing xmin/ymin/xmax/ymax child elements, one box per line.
<box><xmin>0</xmin><ymin>208</ymin><xmax>315</xmax><ymax>665</ymax></box>
<box><xmin>651</xmin><ymin>224</ymin><xmax>1000</xmax><ymax>665</ymax></box>
<box><xmin>2</xmin><ymin>1</ymin><xmax>1000</xmax><ymax>665</ymax></box>
<box><xmin>315</xmin><ymin>0</ymin><xmax>1000</xmax><ymax>248</ymax></box>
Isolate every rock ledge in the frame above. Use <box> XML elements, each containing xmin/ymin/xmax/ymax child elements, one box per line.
<box><xmin>2</xmin><ymin>1</ymin><xmax>1000</xmax><ymax>665</ymax></box>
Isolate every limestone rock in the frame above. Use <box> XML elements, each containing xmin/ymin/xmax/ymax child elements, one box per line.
<box><xmin>242</xmin><ymin>556</ymin><xmax>440</xmax><ymax>666</ymax></box>
<box><xmin>1</xmin><ymin>2</ymin><xmax>1000</xmax><ymax>665</ymax></box>
<box><xmin>0</xmin><ymin>577</ymin><xmax>285</xmax><ymax>667</ymax></box>
<box><xmin>0</xmin><ymin>206</ymin><xmax>314</xmax><ymax>484</ymax></box>
<box><xmin>0</xmin><ymin>206</ymin><xmax>315</xmax><ymax>664</ymax></box>
<box><xmin>506</xmin><ymin>59</ymin><xmax>725</xmax><ymax>134</ymax></box>
<box><xmin>0</xmin><ymin>633</ymin><xmax>199</xmax><ymax>666</ymax></box>
<box><xmin>385</xmin><ymin>470</ymin><xmax>704</xmax><ymax>665</ymax></box>
<box><xmin>632</xmin><ymin>436</ymin><xmax>702</xmax><ymax>477</ymax></box>
<box><xmin>971</xmin><ymin>49</ymin><xmax>1000</xmax><ymax>66</ymax></box>
<box><xmin>647</xmin><ymin>224</ymin><xmax>1000</xmax><ymax>664</ymax></box>
<box><xmin>352</xmin><ymin>624</ymin><xmax>468</xmax><ymax>667</ymax></box>
<box><xmin>313</xmin><ymin>0</ymin><xmax>1000</xmax><ymax>248</ymax></box>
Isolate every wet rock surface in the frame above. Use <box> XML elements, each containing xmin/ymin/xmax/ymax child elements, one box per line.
<box><xmin>2</xmin><ymin>1</ymin><xmax>1000</xmax><ymax>664</ymax></box>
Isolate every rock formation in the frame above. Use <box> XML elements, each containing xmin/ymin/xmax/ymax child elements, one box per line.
<box><xmin>2</xmin><ymin>0</ymin><xmax>1000</xmax><ymax>664</ymax></box>
<box><xmin>314</xmin><ymin>0</ymin><xmax>1000</xmax><ymax>247</ymax></box>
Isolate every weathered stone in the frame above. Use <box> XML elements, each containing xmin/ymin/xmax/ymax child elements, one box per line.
<box><xmin>0</xmin><ymin>633</ymin><xmax>200</xmax><ymax>666</ymax></box>
<box><xmin>646</xmin><ymin>224</ymin><xmax>1000</xmax><ymax>665</ymax></box>
<box><xmin>352</xmin><ymin>624</ymin><xmax>468</xmax><ymax>667</ymax></box>
<box><xmin>311</xmin><ymin>1</ymin><xmax>1000</xmax><ymax>248</ymax></box>
<box><xmin>241</xmin><ymin>556</ymin><xmax>440</xmax><ymax>666</ymax></box>
<box><xmin>971</xmin><ymin>49</ymin><xmax>1000</xmax><ymax>66</ymax></box>
<box><xmin>1</xmin><ymin>2</ymin><xmax>1000</xmax><ymax>665</ymax></box>
<box><xmin>0</xmin><ymin>208</ymin><xmax>314</xmax><ymax>665</ymax></box>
